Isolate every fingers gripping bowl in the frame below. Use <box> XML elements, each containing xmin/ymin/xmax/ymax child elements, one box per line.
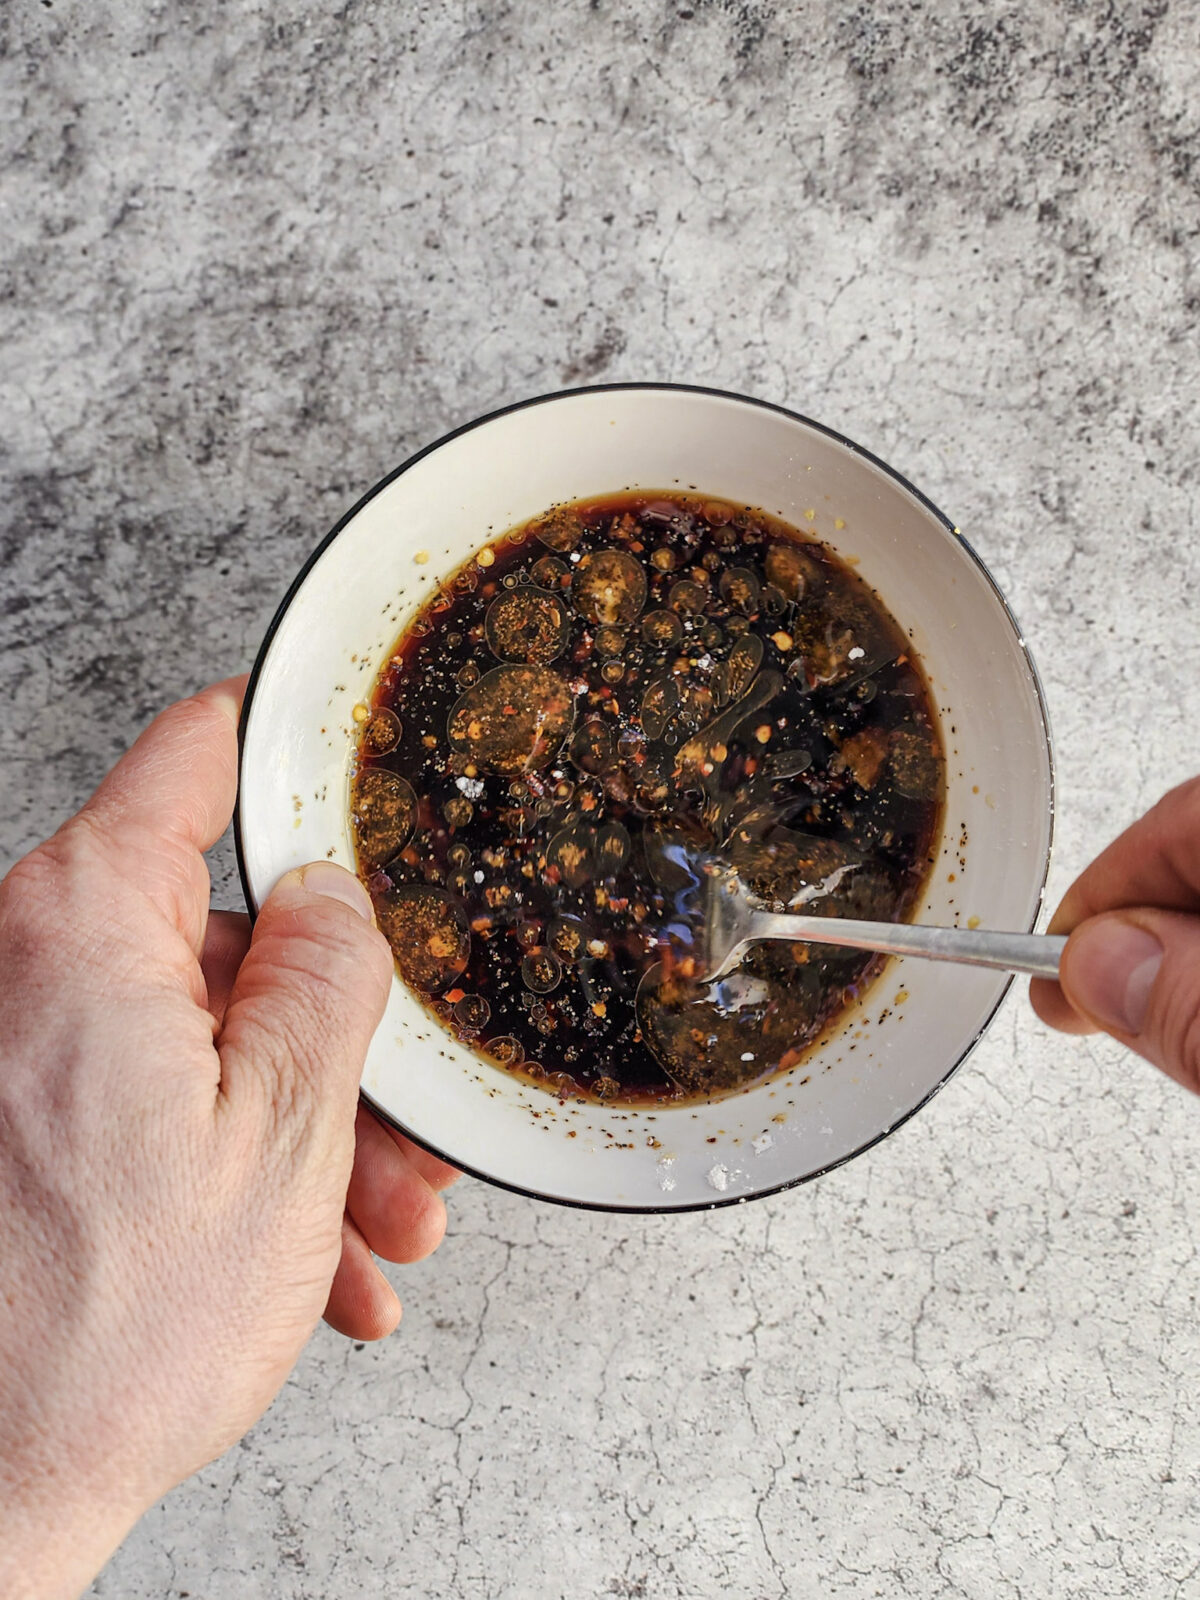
<box><xmin>237</xmin><ymin>385</ymin><xmax>1054</xmax><ymax>1212</ymax></box>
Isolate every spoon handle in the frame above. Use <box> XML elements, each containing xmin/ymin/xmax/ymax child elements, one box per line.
<box><xmin>749</xmin><ymin>913</ymin><xmax>1067</xmax><ymax>979</ymax></box>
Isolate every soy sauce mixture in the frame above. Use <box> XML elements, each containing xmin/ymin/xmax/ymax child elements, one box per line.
<box><xmin>351</xmin><ymin>493</ymin><xmax>945</xmax><ymax>1106</ymax></box>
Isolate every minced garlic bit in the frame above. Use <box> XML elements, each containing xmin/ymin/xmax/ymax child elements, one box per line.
<box><xmin>894</xmin><ymin>989</ymin><xmax>909</xmax><ymax>1006</ymax></box>
<box><xmin>967</xmin><ymin>915</ymin><xmax>981</xmax><ymax>930</ymax></box>
<box><xmin>413</xmin><ymin>549</ymin><xmax>431</xmax><ymax>565</ymax></box>
<box><xmin>352</xmin><ymin>702</ymin><xmax>370</xmax><ymax>723</ymax></box>
<box><xmin>771</xmin><ymin>630</ymin><xmax>793</xmax><ymax>651</ymax></box>
<box><xmin>476</xmin><ymin>546</ymin><xmax>495</xmax><ymax>568</ymax></box>
<box><xmin>755</xmin><ymin>724</ymin><xmax>772</xmax><ymax>744</ymax></box>
<box><xmin>833</xmin><ymin>517</ymin><xmax>846</xmax><ymax>530</ymax></box>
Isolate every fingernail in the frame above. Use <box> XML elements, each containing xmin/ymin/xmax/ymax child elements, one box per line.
<box><xmin>1066</xmin><ymin>920</ymin><xmax>1163</xmax><ymax>1035</ymax></box>
<box><xmin>297</xmin><ymin>862</ymin><xmax>375</xmax><ymax>921</ymax></box>
<box><xmin>212</xmin><ymin>692</ymin><xmax>242</xmax><ymax>726</ymax></box>
<box><xmin>205</xmin><ymin>676</ymin><xmax>246</xmax><ymax>725</ymax></box>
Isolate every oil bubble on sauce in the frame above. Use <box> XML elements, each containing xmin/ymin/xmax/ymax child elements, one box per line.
<box><xmin>571</xmin><ymin>549</ymin><xmax>648</xmax><ymax>626</ymax></box>
<box><xmin>485</xmin><ymin>587</ymin><xmax>570</xmax><ymax>664</ymax></box>
<box><xmin>376</xmin><ymin>884</ymin><xmax>470</xmax><ymax>993</ymax></box>
<box><xmin>446</xmin><ymin>664</ymin><xmax>575</xmax><ymax>775</ymax></box>
<box><xmin>351</xmin><ymin>769</ymin><xmax>417</xmax><ymax>867</ymax></box>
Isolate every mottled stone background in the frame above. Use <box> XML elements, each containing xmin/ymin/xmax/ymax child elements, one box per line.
<box><xmin>4</xmin><ymin>1</ymin><xmax>1200</xmax><ymax>1595</ymax></box>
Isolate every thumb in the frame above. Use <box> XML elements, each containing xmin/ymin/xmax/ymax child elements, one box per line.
<box><xmin>1058</xmin><ymin>909</ymin><xmax>1200</xmax><ymax>1094</ymax></box>
<box><xmin>218</xmin><ymin>863</ymin><xmax>393</xmax><ymax>1129</ymax></box>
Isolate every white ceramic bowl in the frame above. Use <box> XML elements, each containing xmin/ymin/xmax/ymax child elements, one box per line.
<box><xmin>237</xmin><ymin>385</ymin><xmax>1053</xmax><ymax>1212</ymax></box>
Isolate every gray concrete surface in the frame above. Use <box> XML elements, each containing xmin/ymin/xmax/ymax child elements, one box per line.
<box><xmin>4</xmin><ymin>2</ymin><xmax>1200</xmax><ymax>1595</ymax></box>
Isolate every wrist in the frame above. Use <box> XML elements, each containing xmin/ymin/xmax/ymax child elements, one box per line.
<box><xmin>0</xmin><ymin>1441</ymin><xmax>143</xmax><ymax>1600</ymax></box>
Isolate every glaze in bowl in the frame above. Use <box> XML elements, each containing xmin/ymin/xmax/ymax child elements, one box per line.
<box><xmin>237</xmin><ymin>384</ymin><xmax>1054</xmax><ymax>1211</ymax></box>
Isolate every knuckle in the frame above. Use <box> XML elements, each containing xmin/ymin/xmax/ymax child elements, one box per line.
<box><xmin>101</xmin><ymin>693</ymin><xmax>235</xmax><ymax>844</ymax></box>
<box><xmin>374</xmin><ymin>1193</ymin><xmax>446</xmax><ymax>1266</ymax></box>
<box><xmin>225</xmin><ymin>995</ymin><xmax>341</xmax><ymax>1137</ymax></box>
<box><xmin>268</xmin><ymin>903</ymin><xmax>392</xmax><ymax>994</ymax></box>
<box><xmin>0</xmin><ymin>863</ymin><xmax>58</xmax><ymax>975</ymax></box>
<box><xmin>77</xmin><ymin>805</ymin><xmax>208</xmax><ymax>943</ymax></box>
<box><xmin>0</xmin><ymin>827</ymin><xmax>125</xmax><ymax>1020</ymax></box>
<box><xmin>0</xmin><ymin>824</ymin><xmax>99</xmax><ymax>947</ymax></box>
<box><xmin>238</xmin><ymin>916</ymin><xmax>391</xmax><ymax>1060</ymax></box>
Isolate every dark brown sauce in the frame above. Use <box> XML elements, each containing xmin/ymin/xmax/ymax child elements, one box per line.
<box><xmin>351</xmin><ymin>492</ymin><xmax>945</xmax><ymax>1106</ymax></box>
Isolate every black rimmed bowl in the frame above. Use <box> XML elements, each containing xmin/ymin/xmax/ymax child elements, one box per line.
<box><xmin>237</xmin><ymin>384</ymin><xmax>1053</xmax><ymax>1212</ymax></box>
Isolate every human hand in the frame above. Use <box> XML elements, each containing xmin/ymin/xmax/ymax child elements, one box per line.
<box><xmin>1030</xmin><ymin>776</ymin><xmax>1200</xmax><ymax>1092</ymax></box>
<box><xmin>0</xmin><ymin>679</ymin><xmax>457</xmax><ymax>1600</ymax></box>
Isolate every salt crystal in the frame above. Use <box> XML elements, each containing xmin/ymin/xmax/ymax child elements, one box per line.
<box><xmin>456</xmin><ymin>776</ymin><xmax>484</xmax><ymax>798</ymax></box>
<box><xmin>848</xmin><ymin>646</ymin><xmax>865</xmax><ymax>660</ymax></box>
<box><xmin>752</xmin><ymin>1132</ymin><xmax>773</xmax><ymax>1155</ymax></box>
<box><xmin>657</xmin><ymin>1156</ymin><xmax>677</xmax><ymax>1192</ymax></box>
<box><xmin>706</xmin><ymin>1163</ymin><xmax>729</xmax><ymax>1192</ymax></box>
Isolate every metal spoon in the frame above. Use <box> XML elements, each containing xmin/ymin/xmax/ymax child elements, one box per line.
<box><xmin>701</xmin><ymin>870</ymin><xmax>1065</xmax><ymax>981</ymax></box>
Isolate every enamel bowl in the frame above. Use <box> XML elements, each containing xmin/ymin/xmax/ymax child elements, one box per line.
<box><xmin>237</xmin><ymin>384</ymin><xmax>1053</xmax><ymax>1212</ymax></box>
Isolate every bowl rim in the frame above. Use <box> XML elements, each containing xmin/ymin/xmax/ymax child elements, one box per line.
<box><xmin>236</xmin><ymin>380</ymin><xmax>1057</xmax><ymax>1213</ymax></box>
